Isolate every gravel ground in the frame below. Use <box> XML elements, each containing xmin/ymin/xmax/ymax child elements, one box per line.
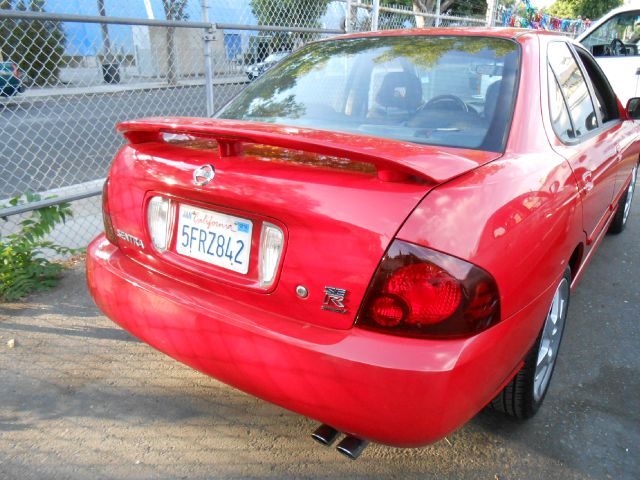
<box><xmin>0</xmin><ymin>197</ymin><xmax>638</xmax><ymax>479</ymax></box>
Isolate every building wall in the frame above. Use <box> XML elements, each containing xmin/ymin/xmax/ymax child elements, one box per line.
<box><xmin>136</xmin><ymin>27</ymin><xmax>228</xmax><ymax>77</ymax></box>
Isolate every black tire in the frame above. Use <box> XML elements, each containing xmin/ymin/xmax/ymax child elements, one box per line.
<box><xmin>490</xmin><ymin>267</ymin><xmax>571</xmax><ymax>419</ymax></box>
<box><xmin>609</xmin><ymin>164</ymin><xmax>638</xmax><ymax>234</ymax></box>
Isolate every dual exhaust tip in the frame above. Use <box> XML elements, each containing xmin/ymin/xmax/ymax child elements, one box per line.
<box><xmin>311</xmin><ymin>424</ymin><xmax>368</xmax><ymax>460</ymax></box>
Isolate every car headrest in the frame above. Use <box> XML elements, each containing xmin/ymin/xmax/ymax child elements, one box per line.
<box><xmin>591</xmin><ymin>44</ymin><xmax>611</xmax><ymax>57</ymax></box>
<box><xmin>375</xmin><ymin>71</ymin><xmax>422</xmax><ymax>111</ymax></box>
<box><xmin>484</xmin><ymin>80</ymin><xmax>503</xmax><ymax>119</ymax></box>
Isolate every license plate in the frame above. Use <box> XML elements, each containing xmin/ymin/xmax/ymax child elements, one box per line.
<box><xmin>175</xmin><ymin>204</ymin><xmax>253</xmax><ymax>274</ymax></box>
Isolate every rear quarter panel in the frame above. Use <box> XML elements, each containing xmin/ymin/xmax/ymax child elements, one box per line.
<box><xmin>396</xmin><ymin>34</ymin><xmax>584</xmax><ymax>346</ymax></box>
<box><xmin>396</xmin><ymin>152</ymin><xmax>582</xmax><ymax>321</ymax></box>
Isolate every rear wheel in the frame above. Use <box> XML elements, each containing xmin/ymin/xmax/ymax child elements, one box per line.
<box><xmin>490</xmin><ymin>267</ymin><xmax>570</xmax><ymax>419</ymax></box>
<box><xmin>609</xmin><ymin>164</ymin><xmax>637</xmax><ymax>234</ymax></box>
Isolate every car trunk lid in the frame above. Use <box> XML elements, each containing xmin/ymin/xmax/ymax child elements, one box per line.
<box><xmin>109</xmin><ymin>117</ymin><xmax>501</xmax><ymax>329</ymax></box>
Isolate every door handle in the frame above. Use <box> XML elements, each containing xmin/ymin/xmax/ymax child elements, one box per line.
<box><xmin>615</xmin><ymin>144</ymin><xmax>622</xmax><ymax>154</ymax></box>
<box><xmin>582</xmin><ymin>171</ymin><xmax>594</xmax><ymax>192</ymax></box>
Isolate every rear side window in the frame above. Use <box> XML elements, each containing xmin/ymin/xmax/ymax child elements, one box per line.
<box><xmin>548</xmin><ymin>65</ymin><xmax>575</xmax><ymax>142</ymax></box>
<box><xmin>574</xmin><ymin>47</ymin><xmax>620</xmax><ymax>123</ymax></box>
<box><xmin>548</xmin><ymin>42</ymin><xmax>598</xmax><ymax>139</ymax></box>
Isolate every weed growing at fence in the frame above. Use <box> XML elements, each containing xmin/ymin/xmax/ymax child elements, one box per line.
<box><xmin>0</xmin><ymin>193</ymin><xmax>78</xmax><ymax>302</ymax></box>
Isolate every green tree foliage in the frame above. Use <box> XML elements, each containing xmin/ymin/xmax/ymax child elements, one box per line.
<box><xmin>0</xmin><ymin>0</ymin><xmax>65</xmax><ymax>86</ymax></box>
<box><xmin>382</xmin><ymin>0</ymin><xmax>486</xmax><ymax>18</ymax></box>
<box><xmin>577</xmin><ymin>0</ymin><xmax>622</xmax><ymax>20</ymax></box>
<box><xmin>1</xmin><ymin>194</ymin><xmax>77</xmax><ymax>302</ymax></box>
<box><xmin>547</xmin><ymin>0</ymin><xmax>623</xmax><ymax>20</ymax></box>
<box><xmin>446</xmin><ymin>0</ymin><xmax>487</xmax><ymax>17</ymax></box>
<box><xmin>379</xmin><ymin>1</ymin><xmax>486</xmax><ymax>28</ymax></box>
<box><xmin>161</xmin><ymin>0</ymin><xmax>189</xmax><ymax>20</ymax></box>
<box><xmin>249</xmin><ymin>0</ymin><xmax>329</xmax><ymax>56</ymax></box>
<box><xmin>547</xmin><ymin>0</ymin><xmax>578</xmax><ymax>18</ymax></box>
<box><xmin>250</xmin><ymin>0</ymin><xmax>330</xmax><ymax>28</ymax></box>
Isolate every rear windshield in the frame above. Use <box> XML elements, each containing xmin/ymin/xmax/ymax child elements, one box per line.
<box><xmin>217</xmin><ymin>36</ymin><xmax>521</xmax><ymax>151</ymax></box>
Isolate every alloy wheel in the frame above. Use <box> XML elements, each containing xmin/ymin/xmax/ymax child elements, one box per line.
<box><xmin>533</xmin><ymin>277</ymin><xmax>569</xmax><ymax>402</ymax></box>
<box><xmin>623</xmin><ymin>166</ymin><xmax>637</xmax><ymax>225</ymax></box>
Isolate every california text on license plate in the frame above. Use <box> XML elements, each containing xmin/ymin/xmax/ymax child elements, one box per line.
<box><xmin>175</xmin><ymin>204</ymin><xmax>253</xmax><ymax>274</ymax></box>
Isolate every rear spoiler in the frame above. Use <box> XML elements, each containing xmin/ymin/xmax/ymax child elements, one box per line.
<box><xmin>117</xmin><ymin>117</ymin><xmax>499</xmax><ymax>184</ymax></box>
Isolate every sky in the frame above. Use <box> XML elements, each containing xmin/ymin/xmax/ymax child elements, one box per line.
<box><xmin>530</xmin><ymin>0</ymin><xmax>555</xmax><ymax>8</ymax></box>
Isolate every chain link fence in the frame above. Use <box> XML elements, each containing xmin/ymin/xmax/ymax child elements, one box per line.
<box><xmin>344</xmin><ymin>1</ymin><xmax>486</xmax><ymax>31</ymax></box>
<box><xmin>1</xmin><ymin>0</ymin><xmax>487</xmax><ymax>259</ymax></box>
<box><xmin>0</xmin><ymin>9</ymin><xmax>216</xmax><ymax>255</ymax></box>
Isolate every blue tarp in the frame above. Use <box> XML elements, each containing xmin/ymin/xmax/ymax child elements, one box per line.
<box><xmin>43</xmin><ymin>0</ymin><xmax>255</xmax><ymax>56</ymax></box>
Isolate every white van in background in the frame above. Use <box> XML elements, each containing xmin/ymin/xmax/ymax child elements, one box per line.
<box><xmin>578</xmin><ymin>3</ymin><xmax>640</xmax><ymax>105</ymax></box>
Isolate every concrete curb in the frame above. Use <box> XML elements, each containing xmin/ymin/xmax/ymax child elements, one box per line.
<box><xmin>0</xmin><ymin>75</ymin><xmax>248</xmax><ymax>107</ymax></box>
<box><xmin>1</xmin><ymin>179</ymin><xmax>105</xmax><ymax>211</ymax></box>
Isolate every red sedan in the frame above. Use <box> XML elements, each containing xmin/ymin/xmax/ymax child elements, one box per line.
<box><xmin>86</xmin><ymin>28</ymin><xmax>639</xmax><ymax>457</ymax></box>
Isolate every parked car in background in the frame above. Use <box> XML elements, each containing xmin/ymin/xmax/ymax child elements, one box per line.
<box><xmin>87</xmin><ymin>28</ymin><xmax>640</xmax><ymax>458</ymax></box>
<box><xmin>244</xmin><ymin>51</ymin><xmax>290</xmax><ymax>80</ymax></box>
<box><xmin>578</xmin><ymin>4</ymin><xmax>640</xmax><ymax>104</ymax></box>
<box><xmin>0</xmin><ymin>61</ymin><xmax>23</xmax><ymax>97</ymax></box>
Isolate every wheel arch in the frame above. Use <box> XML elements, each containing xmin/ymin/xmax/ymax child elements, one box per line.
<box><xmin>568</xmin><ymin>243</ymin><xmax>584</xmax><ymax>282</ymax></box>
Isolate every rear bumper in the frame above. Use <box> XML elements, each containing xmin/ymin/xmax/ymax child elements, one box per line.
<box><xmin>86</xmin><ymin>235</ymin><xmax>552</xmax><ymax>447</ymax></box>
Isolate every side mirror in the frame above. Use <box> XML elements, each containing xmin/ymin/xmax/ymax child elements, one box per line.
<box><xmin>626</xmin><ymin>97</ymin><xmax>640</xmax><ymax>119</ymax></box>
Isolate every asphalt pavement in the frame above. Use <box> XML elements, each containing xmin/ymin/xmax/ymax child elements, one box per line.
<box><xmin>0</xmin><ymin>84</ymin><xmax>240</xmax><ymax>199</ymax></box>
<box><xmin>0</xmin><ymin>185</ymin><xmax>638</xmax><ymax>479</ymax></box>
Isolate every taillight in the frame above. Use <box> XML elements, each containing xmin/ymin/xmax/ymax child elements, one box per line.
<box><xmin>258</xmin><ymin>222</ymin><xmax>284</xmax><ymax>287</ymax></box>
<box><xmin>102</xmin><ymin>179</ymin><xmax>117</xmax><ymax>245</ymax></box>
<box><xmin>356</xmin><ymin>240</ymin><xmax>500</xmax><ymax>338</ymax></box>
<box><xmin>147</xmin><ymin>196</ymin><xmax>172</xmax><ymax>251</ymax></box>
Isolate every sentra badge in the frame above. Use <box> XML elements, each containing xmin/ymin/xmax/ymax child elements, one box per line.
<box><xmin>117</xmin><ymin>229</ymin><xmax>144</xmax><ymax>248</ymax></box>
<box><xmin>322</xmin><ymin>287</ymin><xmax>348</xmax><ymax>314</ymax></box>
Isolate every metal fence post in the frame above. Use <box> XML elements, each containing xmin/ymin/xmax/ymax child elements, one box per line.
<box><xmin>345</xmin><ymin>0</ymin><xmax>352</xmax><ymax>33</ymax></box>
<box><xmin>435</xmin><ymin>0</ymin><xmax>441</xmax><ymax>27</ymax></box>
<box><xmin>486</xmin><ymin>0</ymin><xmax>497</xmax><ymax>27</ymax></box>
<box><xmin>371</xmin><ymin>0</ymin><xmax>379</xmax><ymax>31</ymax></box>
<box><xmin>201</xmin><ymin>0</ymin><xmax>215</xmax><ymax>117</ymax></box>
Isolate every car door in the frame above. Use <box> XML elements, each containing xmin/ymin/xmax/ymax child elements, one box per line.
<box><xmin>546</xmin><ymin>41</ymin><xmax>620</xmax><ymax>245</ymax></box>
<box><xmin>580</xmin><ymin>9</ymin><xmax>640</xmax><ymax>105</ymax></box>
<box><xmin>572</xmin><ymin>44</ymin><xmax>640</xmax><ymax>208</ymax></box>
